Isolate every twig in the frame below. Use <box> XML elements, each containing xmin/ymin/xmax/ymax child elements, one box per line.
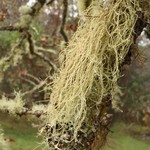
<box><xmin>20</xmin><ymin>76</ymin><xmax>37</xmax><ymax>86</ymax></box>
<box><xmin>34</xmin><ymin>100</ymin><xmax>50</xmax><ymax>104</ymax></box>
<box><xmin>22</xmin><ymin>72</ymin><xmax>41</xmax><ymax>84</ymax></box>
<box><xmin>36</xmin><ymin>46</ymin><xmax>57</xmax><ymax>55</ymax></box>
<box><xmin>26</xmin><ymin>31</ymin><xmax>58</xmax><ymax>72</ymax></box>
<box><xmin>34</xmin><ymin>52</ymin><xmax>58</xmax><ymax>72</ymax></box>
<box><xmin>22</xmin><ymin>81</ymin><xmax>46</xmax><ymax>96</ymax></box>
<box><xmin>60</xmin><ymin>0</ymin><xmax>69</xmax><ymax>43</ymax></box>
<box><xmin>16</xmin><ymin>108</ymin><xmax>47</xmax><ymax>117</ymax></box>
<box><xmin>46</xmin><ymin>0</ymin><xmax>55</xmax><ymax>5</ymax></box>
<box><xmin>0</xmin><ymin>26</ymin><xmax>20</xmax><ymax>31</ymax></box>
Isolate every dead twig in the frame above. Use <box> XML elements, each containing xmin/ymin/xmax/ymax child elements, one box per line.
<box><xmin>46</xmin><ymin>0</ymin><xmax>55</xmax><ymax>5</ymax></box>
<box><xmin>20</xmin><ymin>76</ymin><xmax>37</xmax><ymax>86</ymax></box>
<box><xmin>60</xmin><ymin>0</ymin><xmax>69</xmax><ymax>43</ymax></box>
<box><xmin>22</xmin><ymin>81</ymin><xmax>46</xmax><ymax>96</ymax></box>
<box><xmin>26</xmin><ymin>31</ymin><xmax>58</xmax><ymax>72</ymax></box>
<box><xmin>0</xmin><ymin>26</ymin><xmax>20</xmax><ymax>31</ymax></box>
<box><xmin>22</xmin><ymin>72</ymin><xmax>41</xmax><ymax>84</ymax></box>
<box><xmin>16</xmin><ymin>107</ymin><xmax>47</xmax><ymax>118</ymax></box>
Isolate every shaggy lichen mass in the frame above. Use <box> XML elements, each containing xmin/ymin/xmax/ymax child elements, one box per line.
<box><xmin>44</xmin><ymin>0</ymin><xmax>142</xmax><ymax>149</ymax></box>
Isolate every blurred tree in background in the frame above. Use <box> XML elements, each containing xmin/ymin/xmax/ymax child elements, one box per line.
<box><xmin>0</xmin><ymin>0</ymin><xmax>78</xmax><ymax>105</ymax></box>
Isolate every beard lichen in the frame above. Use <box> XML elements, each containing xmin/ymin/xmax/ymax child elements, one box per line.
<box><xmin>0</xmin><ymin>92</ymin><xmax>24</xmax><ymax>115</ymax></box>
<box><xmin>43</xmin><ymin>0</ymin><xmax>141</xmax><ymax>149</ymax></box>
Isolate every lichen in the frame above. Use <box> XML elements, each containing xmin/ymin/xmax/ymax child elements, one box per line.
<box><xmin>0</xmin><ymin>92</ymin><xmax>24</xmax><ymax>115</ymax></box>
<box><xmin>43</xmin><ymin>0</ymin><xmax>141</xmax><ymax>149</ymax></box>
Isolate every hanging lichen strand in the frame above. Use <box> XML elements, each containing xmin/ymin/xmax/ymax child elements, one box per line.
<box><xmin>44</xmin><ymin>0</ymin><xmax>140</xmax><ymax>149</ymax></box>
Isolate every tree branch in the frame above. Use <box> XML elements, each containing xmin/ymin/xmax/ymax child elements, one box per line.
<box><xmin>0</xmin><ymin>26</ymin><xmax>20</xmax><ymax>31</ymax></box>
<box><xmin>46</xmin><ymin>0</ymin><xmax>55</xmax><ymax>5</ymax></box>
<box><xmin>16</xmin><ymin>107</ymin><xmax>47</xmax><ymax>118</ymax></box>
<box><xmin>60</xmin><ymin>0</ymin><xmax>69</xmax><ymax>43</ymax></box>
<box><xmin>26</xmin><ymin>31</ymin><xmax>58</xmax><ymax>72</ymax></box>
<box><xmin>22</xmin><ymin>80</ymin><xmax>46</xmax><ymax>96</ymax></box>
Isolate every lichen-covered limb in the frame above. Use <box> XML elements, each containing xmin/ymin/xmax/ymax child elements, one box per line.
<box><xmin>14</xmin><ymin>0</ymin><xmax>46</xmax><ymax>29</ymax></box>
<box><xmin>0</xmin><ymin>26</ymin><xmax>19</xmax><ymax>31</ymax></box>
<box><xmin>0</xmin><ymin>0</ymin><xmax>57</xmax><ymax>74</ymax></box>
<box><xmin>0</xmin><ymin>93</ymin><xmax>47</xmax><ymax>117</ymax></box>
<box><xmin>0</xmin><ymin>0</ymin><xmax>47</xmax><ymax>31</ymax></box>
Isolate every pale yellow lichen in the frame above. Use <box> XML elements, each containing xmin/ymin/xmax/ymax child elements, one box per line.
<box><xmin>77</xmin><ymin>0</ymin><xmax>115</xmax><ymax>15</ymax></box>
<box><xmin>0</xmin><ymin>92</ymin><xmax>24</xmax><ymax>115</ymax></box>
<box><xmin>32</xmin><ymin>104</ymin><xmax>47</xmax><ymax>113</ymax></box>
<box><xmin>45</xmin><ymin>0</ymin><xmax>140</xmax><ymax>149</ymax></box>
<box><xmin>77</xmin><ymin>0</ymin><xmax>92</xmax><ymax>15</ymax></box>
